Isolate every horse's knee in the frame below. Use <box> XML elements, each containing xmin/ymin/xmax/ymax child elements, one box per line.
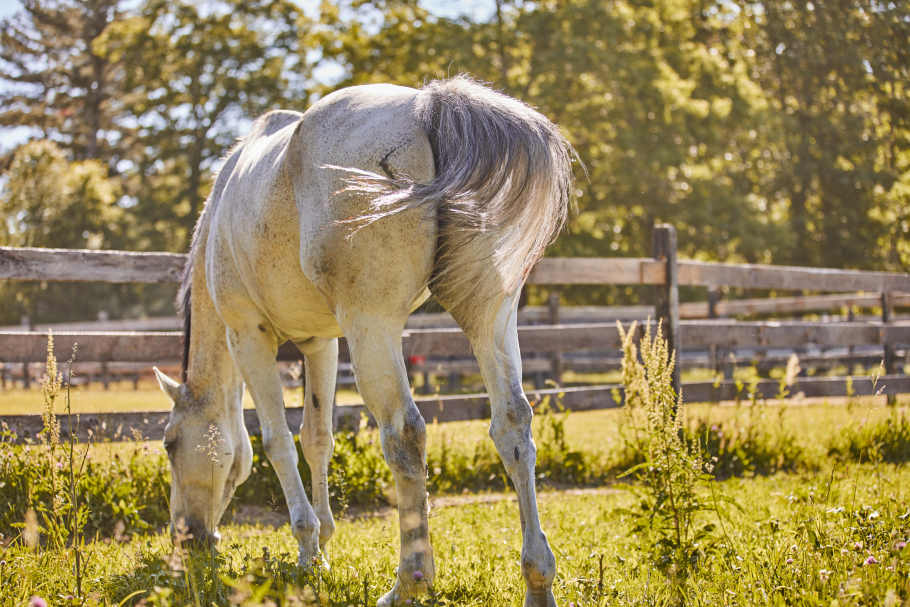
<box><xmin>380</xmin><ymin>405</ymin><xmax>426</xmax><ymax>480</ymax></box>
<box><xmin>300</xmin><ymin>423</ymin><xmax>334</xmax><ymax>465</ymax></box>
<box><xmin>263</xmin><ymin>429</ymin><xmax>297</xmax><ymax>466</ymax></box>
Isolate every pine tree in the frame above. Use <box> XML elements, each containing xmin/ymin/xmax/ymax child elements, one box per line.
<box><xmin>0</xmin><ymin>0</ymin><xmax>125</xmax><ymax>164</ymax></box>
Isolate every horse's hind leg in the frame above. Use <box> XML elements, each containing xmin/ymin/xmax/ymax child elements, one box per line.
<box><xmin>453</xmin><ymin>291</ymin><xmax>557</xmax><ymax>607</ymax></box>
<box><xmin>295</xmin><ymin>337</ymin><xmax>338</xmax><ymax>550</ymax></box>
<box><xmin>341</xmin><ymin>317</ymin><xmax>434</xmax><ymax>606</ymax></box>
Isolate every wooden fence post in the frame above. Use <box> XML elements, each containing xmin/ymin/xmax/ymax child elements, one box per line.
<box><xmin>882</xmin><ymin>291</ymin><xmax>896</xmax><ymax>404</ymax></box>
<box><xmin>652</xmin><ymin>224</ymin><xmax>681</xmax><ymax>399</ymax></box>
<box><xmin>548</xmin><ymin>292</ymin><xmax>563</xmax><ymax>384</ymax></box>
<box><xmin>708</xmin><ymin>287</ymin><xmax>720</xmax><ymax>375</ymax></box>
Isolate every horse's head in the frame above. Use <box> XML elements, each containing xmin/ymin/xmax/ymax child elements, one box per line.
<box><xmin>154</xmin><ymin>367</ymin><xmax>252</xmax><ymax>546</ymax></box>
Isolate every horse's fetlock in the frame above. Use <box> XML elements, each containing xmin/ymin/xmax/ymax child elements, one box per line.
<box><xmin>318</xmin><ymin>513</ymin><xmax>336</xmax><ymax>546</ymax></box>
<box><xmin>521</xmin><ymin>539</ymin><xmax>556</xmax><ymax>589</ymax></box>
<box><xmin>292</xmin><ymin>516</ymin><xmax>320</xmax><ymax>542</ymax></box>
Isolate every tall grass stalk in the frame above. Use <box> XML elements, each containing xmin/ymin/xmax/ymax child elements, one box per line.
<box><xmin>617</xmin><ymin>321</ymin><xmax>721</xmax><ymax>599</ymax></box>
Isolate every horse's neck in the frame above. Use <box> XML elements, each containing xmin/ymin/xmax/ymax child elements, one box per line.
<box><xmin>185</xmin><ymin>246</ymin><xmax>241</xmax><ymax>404</ymax></box>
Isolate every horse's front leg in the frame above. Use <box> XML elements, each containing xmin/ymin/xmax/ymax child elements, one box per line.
<box><xmin>343</xmin><ymin>318</ymin><xmax>434</xmax><ymax>606</ymax></box>
<box><xmin>226</xmin><ymin>326</ymin><xmax>322</xmax><ymax>568</ymax></box>
<box><xmin>469</xmin><ymin>294</ymin><xmax>557</xmax><ymax>607</ymax></box>
<box><xmin>295</xmin><ymin>337</ymin><xmax>338</xmax><ymax>551</ymax></box>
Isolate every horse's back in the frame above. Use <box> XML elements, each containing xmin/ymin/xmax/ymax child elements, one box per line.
<box><xmin>206</xmin><ymin>84</ymin><xmax>436</xmax><ymax>340</ymax></box>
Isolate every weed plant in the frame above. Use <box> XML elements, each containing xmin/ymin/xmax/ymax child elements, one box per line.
<box><xmin>616</xmin><ymin>321</ymin><xmax>723</xmax><ymax>599</ymax></box>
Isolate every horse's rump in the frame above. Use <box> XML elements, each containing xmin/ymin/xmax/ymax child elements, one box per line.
<box><xmin>338</xmin><ymin>75</ymin><xmax>575</xmax><ymax>328</ymax></box>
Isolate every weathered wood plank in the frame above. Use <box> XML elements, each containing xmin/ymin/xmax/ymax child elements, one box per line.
<box><xmin>678</xmin><ymin>260</ymin><xmax>910</xmax><ymax>292</ymax></box>
<box><xmin>0</xmin><ymin>316</ymin><xmax>182</xmax><ymax>333</ymax></box>
<box><xmin>681</xmin><ymin>321</ymin><xmax>910</xmax><ymax>348</ymax></box>
<box><xmin>5</xmin><ymin>375</ymin><xmax>906</xmax><ymax>443</ymax></box>
<box><xmin>2</xmin><ymin>384</ymin><xmax>622</xmax><ymax>442</ymax></box>
<box><xmin>3</xmin><ymin>246</ymin><xmax>909</xmax><ymax>293</ymax></box>
<box><xmin>702</xmin><ymin>293</ymin><xmax>884</xmax><ymax>317</ymax></box>
<box><xmin>4</xmin><ymin>321</ymin><xmax>909</xmax><ymax>363</ymax></box>
<box><xmin>683</xmin><ymin>374</ymin><xmax>910</xmax><ymax>402</ymax></box>
<box><xmin>0</xmin><ymin>331</ymin><xmax>184</xmax><ymax>363</ymax></box>
<box><xmin>0</xmin><ymin>247</ymin><xmax>186</xmax><ymax>283</ymax></box>
<box><xmin>527</xmin><ymin>257</ymin><xmax>665</xmax><ymax>285</ymax></box>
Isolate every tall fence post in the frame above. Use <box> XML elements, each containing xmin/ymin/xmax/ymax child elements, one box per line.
<box><xmin>652</xmin><ymin>224</ymin><xmax>681</xmax><ymax>399</ymax></box>
<box><xmin>708</xmin><ymin>287</ymin><xmax>720</xmax><ymax>375</ymax></box>
<box><xmin>547</xmin><ymin>292</ymin><xmax>563</xmax><ymax>384</ymax></box>
<box><xmin>882</xmin><ymin>291</ymin><xmax>896</xmax><ymax>405</ymax></box>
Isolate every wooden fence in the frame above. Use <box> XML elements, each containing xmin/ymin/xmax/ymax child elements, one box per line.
<box><xmin>2</xmin><ymin>224</ymin><xmax>909</xmax><ymax>441</ymax></box>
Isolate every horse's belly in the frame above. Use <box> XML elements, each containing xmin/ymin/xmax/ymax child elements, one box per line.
<box><xmin>255</xmin><ymin>269</ymin><xmax>344</xmax><ymax>341</ymax></box>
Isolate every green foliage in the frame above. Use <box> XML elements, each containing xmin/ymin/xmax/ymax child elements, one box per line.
<box><xmin>4</xmin><ymin>468</ymin><xmax>909</xmax><ymax>606</ymax></box>
<box><xmin>616</xmin><ymin>321</ymin><xmax>723</xmax><ymax>593</ymax></box>
<box><xmin>0</xmin><ymin>0</ymin><xmax>125</xmax><ymax>163</ymax></box>
<box><xmin>828</xmin><ymin>409</ymin><xmax>910</xmax><ymax>464</ymax></box>
<box><xmin>0</xmin><ymin>428</ymin><xmax>171</xmax><ymax>539</ymax></box>
<box><xmin>233</xmin><ymin>429</ymin><xmax>392</xmax><ymax>515</ymax></box>
<box><xmin>684</xmin><ymin>416</ymin><xmax>805</xmax><ymax>478</ymax></box>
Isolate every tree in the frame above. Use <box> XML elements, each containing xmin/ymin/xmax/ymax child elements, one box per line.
<box><xmin>0</xmin><ymin>0</ymin><xmax>126</xmax><ymax>164</ymax></box>
<box><xmin>740</xmin><ymin>0</ymin><xmax>907</xmax><ymax>269</ymax></box>
<box><xmin>96</xmin><ymin>0</ymin><xmax>311</xmax><ymax>250</ymax></box>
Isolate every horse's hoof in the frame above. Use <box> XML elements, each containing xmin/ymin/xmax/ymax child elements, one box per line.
<box><xmin>376</xmin><ymin>582</ymin><xmax>401</xmax><ymax>607</ymax></box>
<box><xmin>524</xmin><ymin>587</ymin><xmax>557</xmax><ymax>607</ymax></box>
<box><xmin>376</xmin><ymin>578</ymin><xmax>430</xmax><ymax>607</ymax></box>
<box><xmin>298</xmin><ymin>550</ymin><xmax>329</xmax><ymax>573</ymax></box>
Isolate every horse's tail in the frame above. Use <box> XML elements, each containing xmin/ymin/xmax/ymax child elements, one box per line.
<box><xmin>341</xmin><ymin>75</ymin><xmax>575</xmax><ymax>324</ymax></box>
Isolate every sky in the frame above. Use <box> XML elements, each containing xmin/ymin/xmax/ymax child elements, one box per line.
<box><xmin>0</xmin><ymin>0</ymin><xmax>17</xmax><ymax>19</ymax></box>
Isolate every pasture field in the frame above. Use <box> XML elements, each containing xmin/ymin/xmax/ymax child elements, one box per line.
<box><xmin>1</xmin><ymin>464</ymin><xmax>908</xmax><ymax>606</ymax></box>
<box><xmin>2</xmin><ymin>356</ymin><xmax>909</xmax><ymax>606</ymax></box>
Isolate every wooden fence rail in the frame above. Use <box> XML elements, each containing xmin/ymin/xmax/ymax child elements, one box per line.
<box><xmin>3</xmin><ymin>321</ymin><xmax>908</xmax><ymax>364</ymax></box>
<box><xmin>7</xmin><ymin>245</ymin><xmax>910</xmax><ymax>292</ymax></box>
<box><xmin>3</xmin><ymin>224</ymin><xmax>910</xmax><ymax>441</ymax></box>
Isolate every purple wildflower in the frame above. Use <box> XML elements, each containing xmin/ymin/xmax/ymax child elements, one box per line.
<box><xmin>864</xmin><ymin>555</ymin><xmax>878</xmax><ymax>566</ymax></box>
<box><xmin>413</xmin><ymin>570</ymin><xmax>424</xmax><ymax>581</ymax></box>
<box><xmin>29</xmin><ymin>598</ymin><xmax>47</xmax><ymax>607</ymax></box>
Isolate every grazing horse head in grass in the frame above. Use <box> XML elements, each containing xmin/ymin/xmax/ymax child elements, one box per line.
<box><xmin>156</xmin><ymin>75</ymin><xmax>574</xmax><ymax>606</ymax></box>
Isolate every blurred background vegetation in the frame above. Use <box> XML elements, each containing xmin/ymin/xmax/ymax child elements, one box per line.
<box><xmin>0</xmin><ymin>0</ymin><xmax>907</xmax><ymax>324</ymax></box>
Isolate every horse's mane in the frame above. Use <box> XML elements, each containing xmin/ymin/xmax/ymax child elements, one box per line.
<box><xmin>177</xmin><ymin>139</ymin><xmax>237</xmax><ymax>384</ymax></box>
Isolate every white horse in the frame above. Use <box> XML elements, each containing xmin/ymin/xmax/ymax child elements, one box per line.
<box><xmin>152</xmin><ymin>75</ymin><xmax>574</xmax><ymax>606</ymax></box>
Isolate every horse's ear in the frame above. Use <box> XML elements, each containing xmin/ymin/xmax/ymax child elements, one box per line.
<box><xmin>153</xmin><ymin>367</ymin><xmax>181</xmax><ymax>402</ymax></box>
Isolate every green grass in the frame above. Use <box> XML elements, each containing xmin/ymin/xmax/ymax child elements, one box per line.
<box><xmin>2</xmin><ymin>464</ymin><xmax>908</xmax><ymax>606</ymax></box>
<box><xmin>3</xmin><ymin>365</ymin><xmax>910</xmax><ymax>606</ymax></box>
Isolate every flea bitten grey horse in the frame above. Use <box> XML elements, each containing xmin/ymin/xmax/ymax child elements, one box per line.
<box><xmin>152</xmin><ymin>75</ymin><xmax>574</xmax><ymax>606</ymax></box>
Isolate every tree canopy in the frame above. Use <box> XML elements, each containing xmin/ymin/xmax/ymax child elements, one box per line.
<box><xmin>0</xmin><ymin>0</ymin><xmax>907</xmax><ymax>322</ymax></box>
